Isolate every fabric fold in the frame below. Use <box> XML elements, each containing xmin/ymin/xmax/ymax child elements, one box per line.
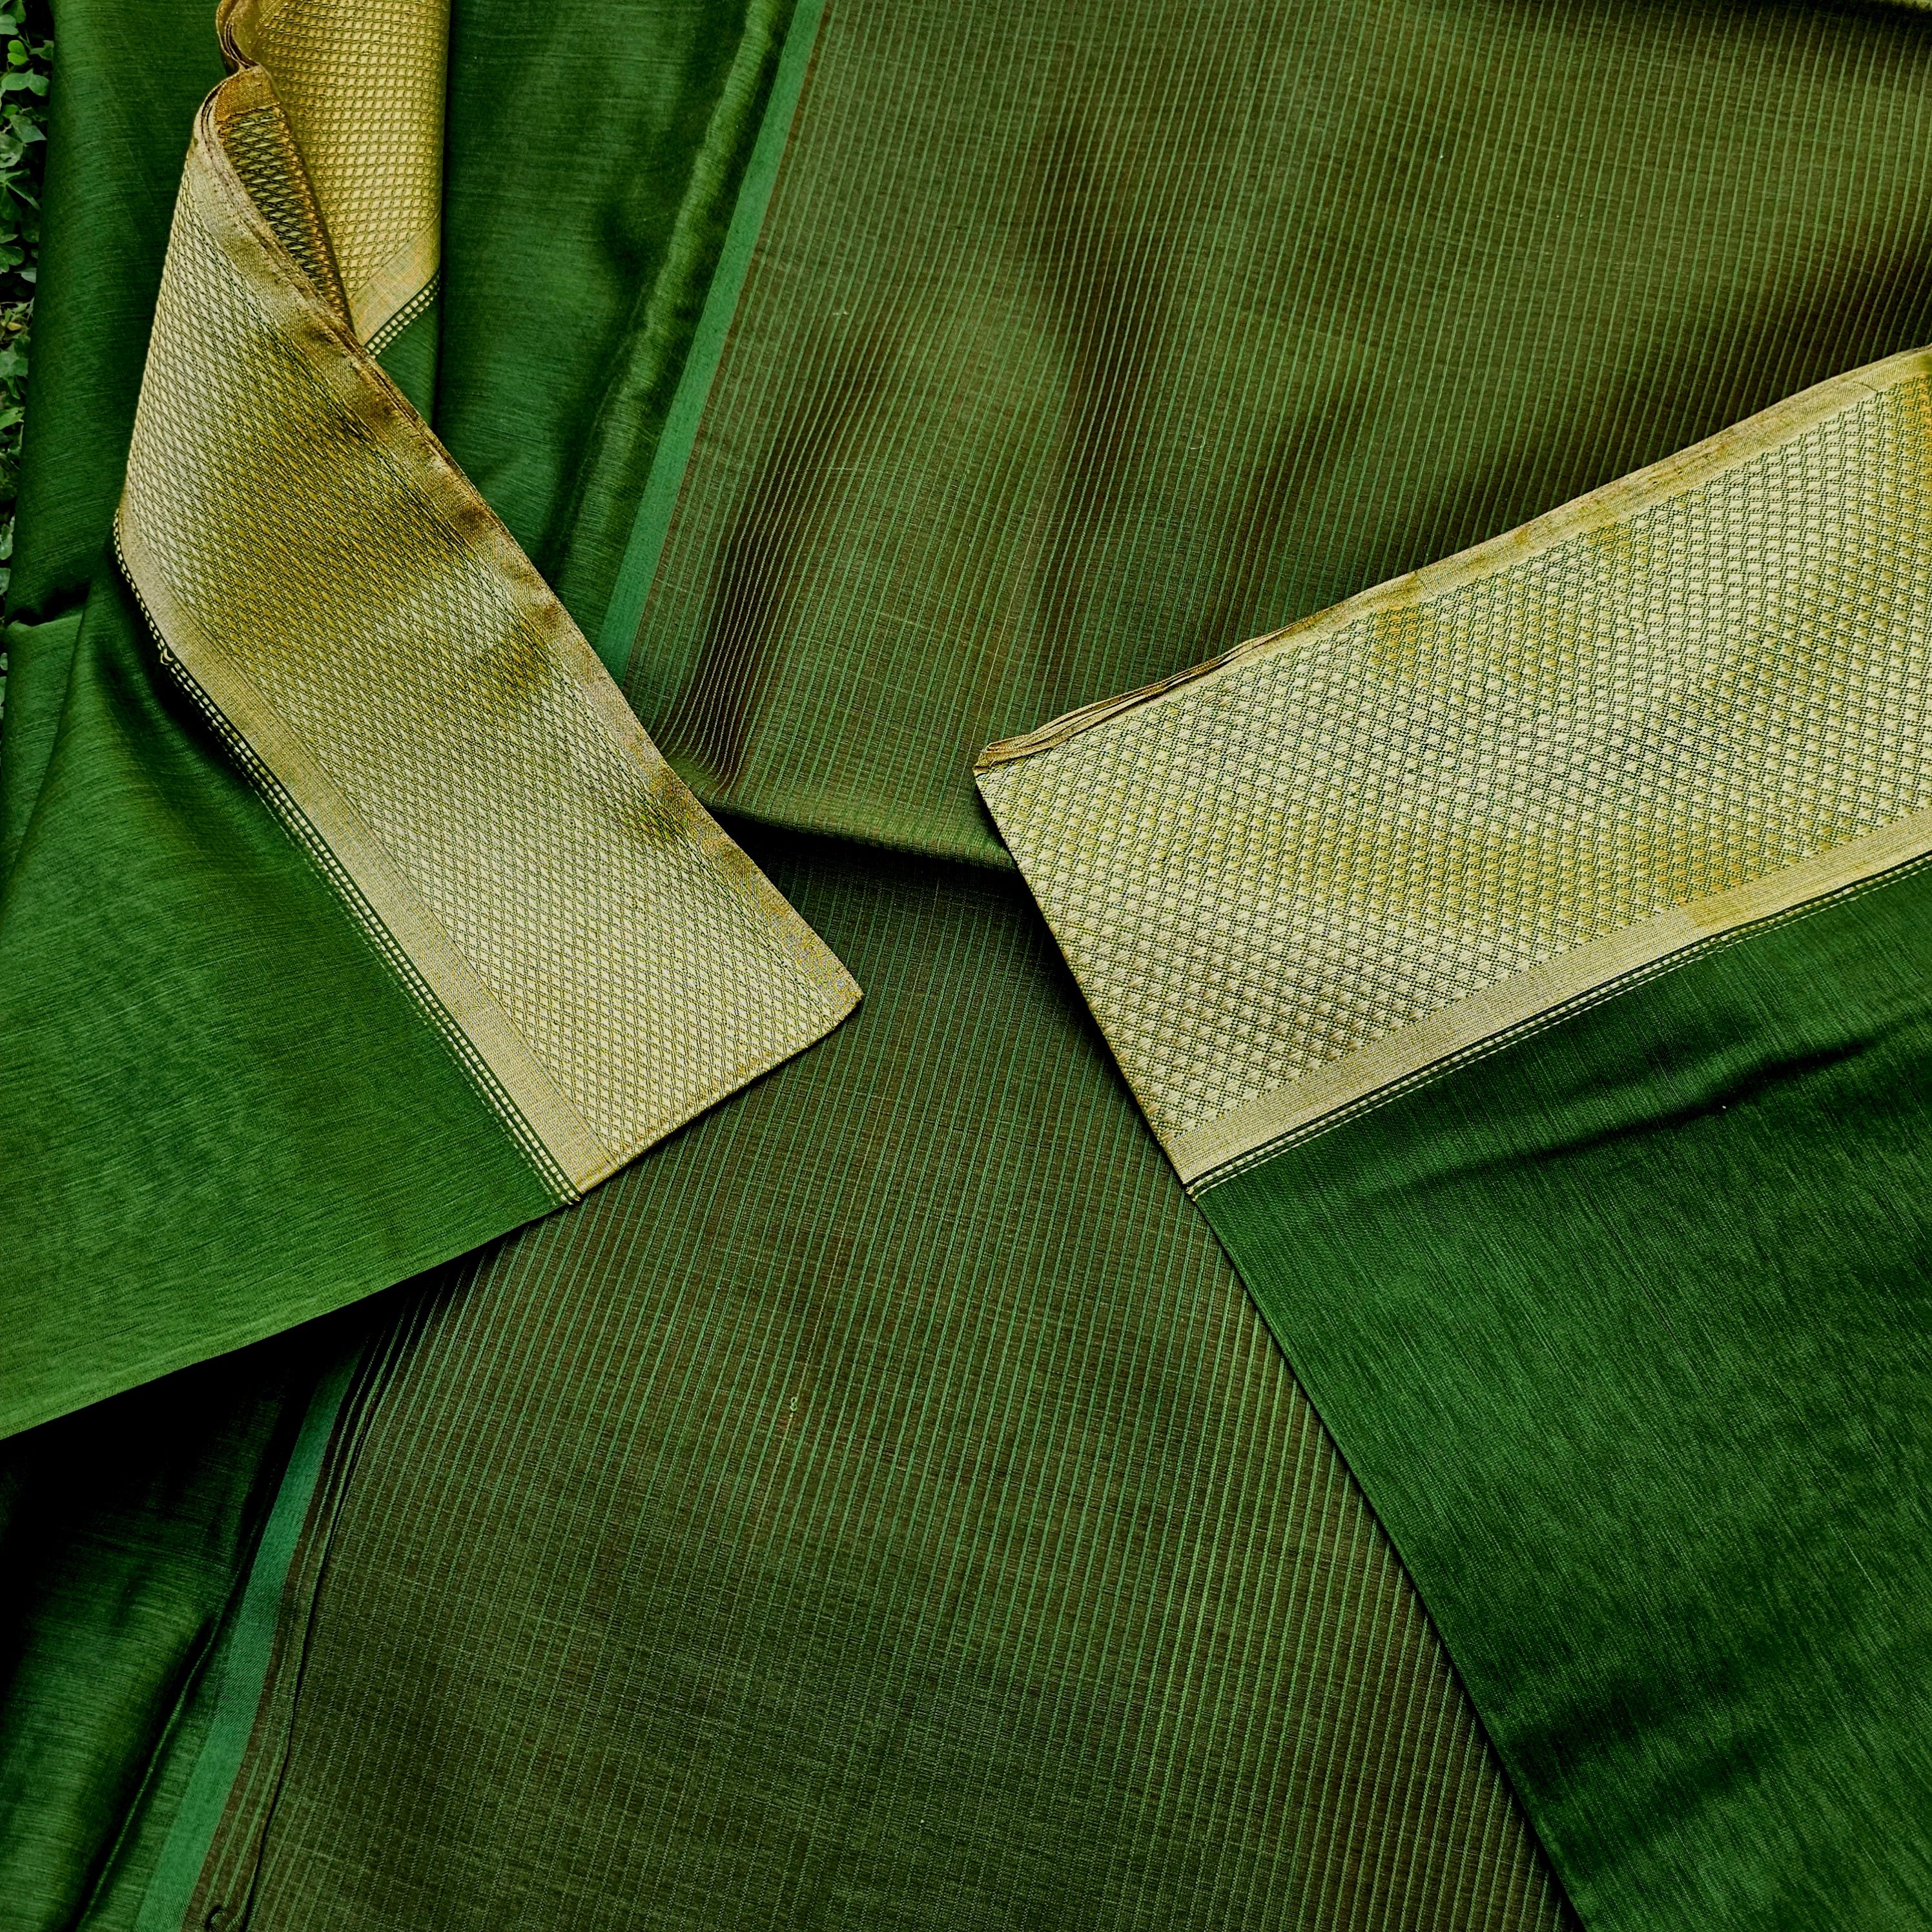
<box><xmin>0</xmin><ymin>0</ymin><xmax>854</xmax><ymax>1439</ymax></box>
<box><xmin>978</xmin><ymin>349</ymin><xmax>1932</xmax><ymax>1192</ymax></box>
<box><xmin>119</xmin><ymin>6</ymin><xmax>859</xmax><ymax>1200</ymax></box>
<box><xmin>977</xmin><ymin>350</ymin><xmax>1932</xmax><ymax>1928</ymax></box>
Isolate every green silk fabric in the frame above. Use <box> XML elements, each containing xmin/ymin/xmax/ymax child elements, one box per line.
<box><xmin>1200</xmin><ymin>863</ymin><xmax>1932</xmax><ymax>1930</ymax></box>
<box><xmin>158</xmin><ymin>833</ymin><xmax>1567</xmax><ymax>1932</ymax></box>
<box><xmin>0</xmin><ymin>0</ymin><xmax>549</xmax><ymax>1439</ymax></box>
<box><xmin>5</xmin><ymin>0</ymin><xmax>1931</xmax><ymax>1922</ymax></box>
<box><xmin>0</xmin><ymin>0</ymin><xmax>801</xmax><ymax>1910</ymax></box>
<box><xmin>0</xmin><ymin>0</ymin><xmax>796</xmax><ymax>1436</ymax></box>
<box><xmin>617</xmin><ymin>0</ymin><xmax>1932</xmax><ymax>865</ymax></box>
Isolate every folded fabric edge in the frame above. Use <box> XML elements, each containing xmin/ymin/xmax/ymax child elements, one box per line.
<box><xmin>116</xmin><ymin>47</ymin><xmax>861</xmax><ymax>1204</ymax></box>
<box><xmin>973</xmin><ymin>340</ymin><xmax>1932</xmax><ymax>1929</ymax></box>
<box><xmin>976</xmin><ymin>342</ymin><xmax>1932</xmax><ymax>1191</ymax></box>
<box><xmin>1173</xmin><ymin>814</ymin><xmax>1932</xmax><ymax>1191</ymax></box>
<box><xmin>974</xmin><ymin>345</ymin><xmax>1932</xmax><ymax>772</ymax></box>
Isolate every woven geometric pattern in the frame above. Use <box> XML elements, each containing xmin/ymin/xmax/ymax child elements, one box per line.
<box><xmin>223</xmin><ymin>0</ymin><xmax>445</xmax><ymax>342</ymax></box>
<box><xmin>980</xmin><ymin>355</ymin><xmax>1932</xmax><ymax>1155</ymax></box>
<box><xmin>218</xmin><ymin>100</ymin><xmax>349</xmax><ymax>321</ymax></box>
<box><xmin>118</xmin><ymin>63</ymin><xmax>857</xmax><ymax>1192</ymax></box>
<box><xmin>185</xmin><ymin>843</ymin><xmax>1575</xmax><ymax>1932</ymax></box>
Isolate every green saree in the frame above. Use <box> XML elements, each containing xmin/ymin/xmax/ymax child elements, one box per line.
<box><xmin>3</xmin><ymin>0</ymin><xmax>1929</xmax><ymax>1925</ymax></box>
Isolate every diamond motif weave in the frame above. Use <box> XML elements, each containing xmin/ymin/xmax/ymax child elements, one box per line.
<box><xmin>980</xmin><ymin>356</ymin><xmax>1932</xmax><ymax>1163</ymax></box>
<box><xmin>225</xmin><ymin>0</ymin><xmax>446</xmax><ymax>342</ymax></box>
<box><xmin>119</xmin><ymin>57</ymin><xmax>858</xmax><ymax>1193</ymax></box>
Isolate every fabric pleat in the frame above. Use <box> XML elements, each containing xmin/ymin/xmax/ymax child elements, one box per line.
<box><xmin>181</xmin><ymin>833</ymin><xmax>1572</xmax><ymax>1932</ymax></box>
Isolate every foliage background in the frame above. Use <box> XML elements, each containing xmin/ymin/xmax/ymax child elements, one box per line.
<box><xmin>0</xmin><ymin>0</ymin><xmax>48</xmax><ymax>576</ymax></box>
<box><xmin>0</xmin><ymin>0</ymin><xmax>49</xmax><ymax>724</ymax></box>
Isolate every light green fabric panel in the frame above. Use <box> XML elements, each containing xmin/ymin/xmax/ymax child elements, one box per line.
<box><xmin>1201</xmin><ymin>861</ymin><xmax>1932</xmax><ymax>1930</ymax></box>
<box><xmin>6</xmin><ymin>0</ymin><xmax>222</xmax><ymax>626</ymax></box>
<box><xmin>0</xmin><ymin>0</ymin><xmax>223</xmax><ymax>859</ymax></box>
<box><xmin>0</xmin><ymin>562</ymin><xmax>553</xmax><ymax>1435</ymax></box>
<box><xmin>0</xmin><ymin>605</ymin><xmax>79</xmax><ymax>876</ymax></box>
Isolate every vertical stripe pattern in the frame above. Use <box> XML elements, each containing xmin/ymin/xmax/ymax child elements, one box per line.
<box><xmin>623</xmin><ymin>0</ymin><xmax>1932</xmax><ymax>865</ymax></box>
<box><xmin>187</xmin><ymin>837</ymin><xmax>1571</xmax><ymax>1931</ymax></box>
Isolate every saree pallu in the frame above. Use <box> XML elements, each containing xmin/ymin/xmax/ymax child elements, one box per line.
<box><xmin>2</xmin><ymin>0</ymin><xmax>1930</xmax><ymax>1926</ymax></box>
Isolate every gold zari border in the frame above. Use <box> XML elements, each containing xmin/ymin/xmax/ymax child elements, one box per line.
<box><xmin>978</xmin><ymin>349</ymin><xmax>1932</xmax><ymax>1193</ymax></box>
<box><xmin>1170</xmin><ymin>810</ymin><xmax>1932</xmax><ymax>1189</ymax></box>
<box><xmin>118</xmin><ymin>27</ymin><xmax>859</xmax><ymax>1198</ymax></box>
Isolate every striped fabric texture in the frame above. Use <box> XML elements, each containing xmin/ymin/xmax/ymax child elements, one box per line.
<box><xmin>619</xmin><ymin>0</ymin><xmax>1932</xmax><ymax>868</ymax></box>
<box><xmin>181</xmin><ymin>836</ymin><xmax>1570</xmax><ymax>1932</ymax></box>
<box><xmin>15</xmin><ymin>0</ymin><xmax>1932</xmax><ymax>1921</ymax></box>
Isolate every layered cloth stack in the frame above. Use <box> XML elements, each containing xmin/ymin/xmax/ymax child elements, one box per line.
<box><xmin>1</xmin><ymin>0</ymin><xmax>1929</xmax><ymax>1926</ymax></box>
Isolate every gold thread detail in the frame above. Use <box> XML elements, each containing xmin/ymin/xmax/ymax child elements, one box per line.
<box><xmin>220</xmin><ymin>0</ymin><xmax>444</xmax><ymax>344</ymax></box>
<box><xmin>977</xmin><ymin>350</ymin><xmax>1932</xmax><ymax>1184</ymax></box>
<box><xmin>118</xmin><ymin>45</ymin><xmax>859</xmax><ymax>1197</ymax></box>
<box><xmin>118</xmin><ymin>524</ymin><xmax>579</xmax><ymax>1200</ymax></box>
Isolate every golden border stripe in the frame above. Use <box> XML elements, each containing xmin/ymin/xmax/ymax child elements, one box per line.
<box><xmin>976</xmin><ymin>349</ymin><xmax>1932</xmax><ymax>770</ymax></box>
<box><xmin>978</xmin><ymin>349</ymin><xmax>1932</xmax><ymax>1191</ymax></box>
<box><xmin>118</xmin><ymin>41</ymin><xmax>859</xmax><ymax>1198</ymax></box>
<box><xmin>1170</xmin><ymin>809</ymin><xmax>1932</xmax><ymax>1189</ymax></box>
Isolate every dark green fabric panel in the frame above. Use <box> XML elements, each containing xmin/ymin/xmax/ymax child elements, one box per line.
<box><xmin>118</xmin><ymin>1329</ymin><xmax>365</xmax><ymax>1932</ymax></box>
<box><xmin>0</xmin><ymin>567</ymin><xmax>556</xmax><ymax>1437</ymax></box>
<box><xmin>0</xmin><ymin>1331</ymin><xmax>316</xmax><ymax>1931</ymax></box>
<box><xmin>436</xmin><ymin>0</ymin><xmax>781</xmax><ymax>641</ymax></box>
<box><xmin>1200</xmin><ymin>865</ymin><xmax>1932</xmax><ymax>1931</ymax></box>
<box><xmin>622</xmin><ymin>0</ymin><xmax>1932</xmax><ymax>865</ymax></box>
<box><xmin>181</xmin><ymin>833</ymin><xmax>1572</xmax><ymax>1932</ymax></box>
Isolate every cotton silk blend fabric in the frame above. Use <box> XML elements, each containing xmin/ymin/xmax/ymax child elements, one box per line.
<box><xmin>166</xmin><ymin>835</ymin><xmax>1572</xmax><ymax>1932</ymax></box>
<box><xmin>613</xmin><ymin>0</ymin><xmax>1932</xmax><ymax>1922</ymax></box>
<box><xmin>1196</xmin><ymin>867</ymin><xmax>1932</xmax><ymax>1930</ymax></box>
<box><xmin>973</xmin><ymin>347</ymin><xmax>1932</xmax><ymax>1925</ymax></box>
<box><xmin>0</xmin><ymin>0</ymin><xmax>852</xmax><ymax>1438</ymax></box>
<box><xmin>616</xmin><ymin>0</ymin><xmax>1932</xmax><ymax>865</ymax></box>
<box><xmin>0</xmin><ymin>0</ymin><xmax>553</xmax><ymax>1437</ymax></box>
<box><xmin>6</xmin><ymin>0</ymin><xmax>1932</xmax><ymax>1927</ymax></box>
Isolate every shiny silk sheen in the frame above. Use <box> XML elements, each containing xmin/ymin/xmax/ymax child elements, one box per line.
<box><xmin>6</xmin><ymin>0</ymin><xmax>1932</xmax><ymax>1926</ymax></box>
